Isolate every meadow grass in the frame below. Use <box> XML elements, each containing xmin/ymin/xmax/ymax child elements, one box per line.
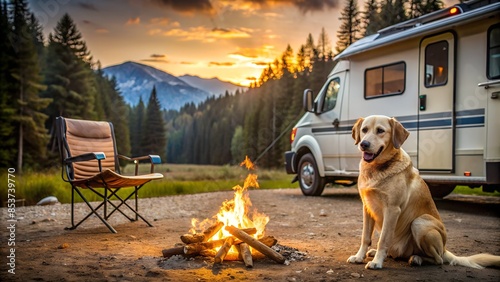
<box><xmin>0</xmin><ymin>164</ymin><xmax>299</xmax><ymax>206</ymax></box>
<box><xmin>1</xmin><ymin>163</ymin><xmax>496</xmax><ymax>207</ymax></box>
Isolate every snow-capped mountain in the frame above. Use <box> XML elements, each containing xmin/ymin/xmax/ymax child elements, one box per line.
<box><xmin>179</xmin><ymin>75</ymin><xmax>245</xmax><ymax>97</ymax></box>
<box><xmin>102</xmin><ymin>61</ymin><xmax>213</xmax><ymax>110</ymax></box>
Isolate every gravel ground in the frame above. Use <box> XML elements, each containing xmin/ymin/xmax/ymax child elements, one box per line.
<box><xmin>1</xmin><ymin>188</ymin><xmax>499</xmax><ymax>281</ymax></box>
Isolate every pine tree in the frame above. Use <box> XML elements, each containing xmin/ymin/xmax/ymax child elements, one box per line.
<box><xmin>362</xmin><ymin>0</ymin><xmax>380</xmax><ymax>36</ymax></box>
<box><xmin>43</xmin><ymin>13</ymin><xmax>97</xmax><ymax>144</ymax></box>
<box><xmin>336</xmin><ymin>0</ymin><xmax>361</xmax><ymax>54</ymax></box>
<box><xmin>378</xmin><ymin>0</ymin><xmax>408</xmax><ymax>29</ymax></box>
<box><xmin>10</xmin><ymin>0</ymin><xmax>51</xmax><ymax>172</ymax></box>
<box><xmin>317</xmin><ymin>27</ymin><xmax>333</xmax><ymax>61</ymax></box>
<box><xmin>409</xmin><ymin>0</ymin><xmax>444</xmax><ymax>19</ymax></box>
<box><xmin>0</xmin><ymin>0</ymin><xmax>17</xmax><ymax>168</ymax></box>
<box><xmin>95</xmin><ymin>66</ymin><xmax>130</xmax><ymax>157</ymax></box>
<box><xmin>130</xmin><ymin>96</ymin><xmax>145</xmax><ymax>156</ymax></box>
<box><xmin>230</xmin><ymin>125</ymin><xmax>245</xmax><ymax>163</ymax></box>
<box><xmin>141</xmin><ymin>86</ymin><xmax>166</xmax><ymax>159</ymax></box>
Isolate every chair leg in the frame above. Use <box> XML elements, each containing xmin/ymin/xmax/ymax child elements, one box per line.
<box><xmin>135</xmin><ymin>186</ymin><xmax>139</xmax><ymax>222</ymax></box>
<box><xmin>65</xmin><ymin>185</ymin><xmax>76</xmax><ymax>230</ymax></box>
<box><xmin>102</xmin><ymin>188</ymin><xmax>135</xmax><ymax>222</ymax></box>
<box><xmin>106</xmin><ymin>187</ymin><xmax>153</xmax><ymax>227</ymax></box>
<box><xmin>66</xmin><ymin>186</ymin><xmax>117</xmax><ymax>233</ymax></box>
<box><xmin>104</xmin><ymin>186</ymin><xmax>108</xmax><ymax>220</ymax></box>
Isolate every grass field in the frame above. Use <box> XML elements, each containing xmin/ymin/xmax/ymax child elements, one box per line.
<box><xmin>0</xmin><ymin>163</ymin><xmax>299</xmax><ymax>206</ymax></box>
<box><xmin>1</xmin><ymin>163</ymin><xmax>498</xmax><ymax>207</ymax></box>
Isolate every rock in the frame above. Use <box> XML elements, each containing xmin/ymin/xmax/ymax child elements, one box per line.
<box><xmin>319</xmin><ymin>209</ymin><xmax>327</xmax><ymax>216</ymax></box>
<box><xmin>36</xmin><ymin>196</ymin><xmax>59</xmax><ymax>206</ymax></box>
<box><xmin>58</xmin><ymin>243</ymin><xmax>69</xmax><ymax>249</ymax></box>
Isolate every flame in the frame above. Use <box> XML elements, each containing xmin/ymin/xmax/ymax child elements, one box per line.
<box><xmin>189</xmin><ymin>157</ymin><xmax>269</xmax><ymax>251</ymax></box>
<box><xmin>240</xmin><ymin>155</ymin><xmax>255</xmax><ymax>170</ymax></box>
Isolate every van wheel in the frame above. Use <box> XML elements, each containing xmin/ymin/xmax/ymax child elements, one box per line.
<box><xmin>428</xmin><ymin>184</ymin><xmax>455</xmax><ymax>199</ymax></box>
<box><xmin>298</xmin><ymin>153</ymin><xmax>326</xmax><ymax>196</ymax></box>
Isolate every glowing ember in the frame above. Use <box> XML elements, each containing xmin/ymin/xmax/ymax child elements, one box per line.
<box><xmin>189</xmin><ymin>157</ymin><xmax>269</xmax><ymax>253</ymax></box>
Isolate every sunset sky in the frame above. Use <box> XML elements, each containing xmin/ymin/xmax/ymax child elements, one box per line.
<box><xmin>29</xmin><ymin>0</ymin><xmax>457</xmax><ymax>86</ymax></box>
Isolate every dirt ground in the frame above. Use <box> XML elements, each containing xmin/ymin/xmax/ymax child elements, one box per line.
<box><xmin>1</xmin><ymin>188</ymin><xmax>499</xmax><ymax>281</ymax></box>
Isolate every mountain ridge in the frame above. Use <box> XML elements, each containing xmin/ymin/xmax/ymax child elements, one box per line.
<box><xmin>102</xmin><ymin>61</ymin><xmax>243</xmax><ymax>110</ymax></box>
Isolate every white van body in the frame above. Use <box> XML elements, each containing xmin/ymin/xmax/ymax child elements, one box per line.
<box><xmin>285</xmin><ymin>0</ymin><xmax>500</xmax><ymax>197</ymax></box>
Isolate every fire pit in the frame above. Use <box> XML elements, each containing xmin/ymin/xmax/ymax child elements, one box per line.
<box><xmin>161</xmin><ymin>157</ymin><xmax>306</xmax><ymax>268</ymax></box>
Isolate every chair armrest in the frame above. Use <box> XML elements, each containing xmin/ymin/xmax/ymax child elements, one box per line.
<box><xmin>65</xmin><ymin>152</ymin><xmax>106</xmax><ymax>163</ymax></box>
<box><xmin>64</xmin><ymin>152</ymin><xmax>106</xmax><ymax>172</ymax></box>
<box><xmin>118</xmin><ymin>155</ymin><xmax>162</xmax><ymax>174</ymax></box>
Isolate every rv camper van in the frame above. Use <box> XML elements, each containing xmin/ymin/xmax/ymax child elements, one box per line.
<box><xmin>284</xmin><ymin>0</ymin><xmax>500</xmax><ymax>197</ymax></box>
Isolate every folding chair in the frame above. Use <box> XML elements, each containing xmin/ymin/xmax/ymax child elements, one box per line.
<box><xmin>56</xmin><ymin>117</ymin><xmax>164</xmax><ymax>233</ymax></box>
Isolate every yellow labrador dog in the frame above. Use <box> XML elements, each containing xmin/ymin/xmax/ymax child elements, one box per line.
<box><xmin>347</xmin><ymin>115</ymin><xmax>500</xmax><ymax>270</ymax></box>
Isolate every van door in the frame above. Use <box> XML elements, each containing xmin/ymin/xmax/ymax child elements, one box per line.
<box><xmin>418</xmin><ymin>32</ymin><xmax>455</xmax><ymax>171</ymax></box>
<box><xmin>312</xmin><ymin>71</ymin><xmax>346</xmax><ymax>172</ymax></box>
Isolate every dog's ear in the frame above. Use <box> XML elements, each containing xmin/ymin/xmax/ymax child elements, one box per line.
<box><xmin>352</xmin><ymin>118</ymin><xmax>364</xmax><ymax>145</ymax></box>
<box><xmin>391</xmin><ymin>117</ymin><xmax>409</xmax><ymax>149</ymax></box>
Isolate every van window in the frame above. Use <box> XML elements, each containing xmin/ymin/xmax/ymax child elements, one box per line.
<box><xmin>364</xmin><ymin>62</ymin><xmax>405</xmax><ymax>98</ymax></box>
<box><xmin>488</xmin><ymin>24</ymin><xmax>500</xmax><ymax>79</ymax></box>
<box><xmin>321</xmin><ymin>78</ymin><xmax>340</xmax><ymax>112</ymax></box>
<box><xmin>425</xmin><ymin>41</ymin><xmax>448</xmax><ymax>87</ymax></box>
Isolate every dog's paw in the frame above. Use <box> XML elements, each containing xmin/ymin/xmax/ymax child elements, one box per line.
<box><xmin>409</xmin><ymin>255</ymin><xmax>423</xmax><ymax>266</ymax></box>
<box><xmin>347</xmin><ymin>255</ymin><xmax>365</xmax><ymax>264</ymax></box>
<box><xmin>366</xmin><ymin>249</ymin><xmax>377</xmax><ymax>257</ymax></box>
<box><xmin>365</xmin><ymin>260</ymin><xmax>383</xmax><ymax>270</ymax></box>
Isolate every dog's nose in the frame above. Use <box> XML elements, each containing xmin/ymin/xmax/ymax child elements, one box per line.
<box><xmin>360</xmin><ymin>140</ymin><xmax>370</xmax><ymax>150</ymax></box>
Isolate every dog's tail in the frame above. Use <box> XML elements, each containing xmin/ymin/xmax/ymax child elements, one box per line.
<box><xmin>443</xmin><ymin>250</ymin><xmax>500</xmax><ymax>269</ymax></box>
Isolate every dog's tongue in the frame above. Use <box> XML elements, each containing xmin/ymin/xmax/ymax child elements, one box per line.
<box><xmin>363</xmin><ymin>152</ymin><xmax>375</xmax><ymax>162</ymax></box>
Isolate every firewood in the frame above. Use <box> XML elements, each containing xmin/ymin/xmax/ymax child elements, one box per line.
<box><xmin>258</xmin><ymin>236</ymin><xmax>278</xmax><ymax>247</ymax></box>
<box><xmin>238</xmin><ymin>243</ymin><xmax>253</xmax><ymax>268</ymax></box>
<box><xmin>180</xmin><ymin>221</ymin><xmax>224</xmax><ymax>244</ymax></box>
<box><xmin>161</xmin><ymin>246</ymin><xmax>185</xmax><ymax>258</ymax></box>
<box><xmin>200</xmin><ymin>249</ymin><xmax>242</xmax><ymax>261</ymax></box>
<box><xmin>214</xmin><ymin>237</ymin><xmax>235</xmax><ymax>264</ymax></box>
<box><xmin>201</xmin><ymin>221</ymin><xmax>224</xmax><ymax>241</ymax></box>
<box><xmin>233</xmin><ymin>235</ymin><xmax>277</xmax><ymax>247</ymax></box>
<box><xmin>239</xmin><ymin>227</ymin><xmax>257</xmax><ymax>235</ymax></box>
<box><xmin>183</xmin><ymin>238</ymin><xmax>226</xmax><ymax>255</ymax></box>
<box><xmin>225</xmin><ymin>225</ymin><xmax>285</xmax><ymax>264</ymax></box>
<box><xmin>180</xmin><ymin>233</ymin><xmax>205</xmax><ymax>244</ymax></box>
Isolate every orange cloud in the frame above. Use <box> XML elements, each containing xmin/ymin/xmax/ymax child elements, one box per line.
<box><xmin>216</xmin><ymin>0</ymin><xmax>339</xmax><ymax>16</ymax></box>
<box><xmin>149</xmin><ymin>0</ymin><xmax>215</xmax><ymax>15</ymax></box>
<box><xmin>95</xmin><ymin>28</ymin><xmax>109</xmax><ymax>34</ymax></box>
<box><xmin>126</xmin><ymin>17</ymin><xmax>140</xmax><ymax>25</ymax></box>
<box><xmin>159</xmin><ymin>26</ymin><xmax>252</xmax><ymax>42</ymax></box>
<box><xmin>209</xmin><ymin>61</ymin><xmax>235</xmax><ymax>67</ymax></box>
<box><xmin>228</xmin><ymin>46</ymin><xmax>277</xmax><ymax>66</ymax></box>
<box><xmin>149</xmin><ymin>17</ymin><xmax>170</xmax><ymax>26</ymax></box>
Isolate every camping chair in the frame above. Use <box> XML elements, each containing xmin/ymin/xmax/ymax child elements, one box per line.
<box><xmin>56</xmin><ymin>117</ymin><xmax>164</xmax><ymax>233</ymax></box>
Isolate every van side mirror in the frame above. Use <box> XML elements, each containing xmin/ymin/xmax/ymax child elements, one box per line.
<box><xmin>303</xmin><ymin>89</ymin><xmax>314</xmax><ymax>112</ymax></box>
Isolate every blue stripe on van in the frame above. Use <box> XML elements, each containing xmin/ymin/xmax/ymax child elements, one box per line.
<box><xmin>311</xmin><ymin>109</ymin><xmax>484</xmax><ymax>134</ymax></box>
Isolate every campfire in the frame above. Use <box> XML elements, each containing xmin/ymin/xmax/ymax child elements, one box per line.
<box><xmin>162</xmin><ymin>157</ymin><xmax>300</xmax><ymax>268</ymax></box>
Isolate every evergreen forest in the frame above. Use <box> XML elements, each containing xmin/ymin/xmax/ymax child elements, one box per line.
<box><xmin>0</xmin><ymin>0</ymin><xmax>445</xmax><ymax>173</ymax></box>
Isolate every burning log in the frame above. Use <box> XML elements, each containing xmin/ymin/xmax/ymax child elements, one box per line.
<box><xmin>161</xmin><ymin>246</ymin><xmax>185</xmax><ymax>258</ymax></box>
<box><xmin>238</xmin><ymin>243</ymin><xmax>253</xmax><ymax>268</ymax></box>
<box><xmin>183</xmin><ymin>238</ymin><xmax>226</xmax><ymax>255</ymax></box>
<box><xmin>225</xmin><ymin>225</ymin><xmax>286</xmax><ymax>264</ymax></box>
<box><xmin>200</xmin><ymin>249</ymin><xmax>242</xmax><ymax>261</ymax></box>
<box><xmin>180</xmin><ymin>221</ymin><xmax>224</xmax><ymax>244</ymax></box>
<box><xmin>214</xmin><ymin>237</ymin><xmax>235</xmax><ymax>264</ymax></box>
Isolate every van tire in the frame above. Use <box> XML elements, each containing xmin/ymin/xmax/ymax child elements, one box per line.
<box><xmin>298</xmin><ymin>153</ymin><xmax>326</xmax><ymax>196</ymax></box>
<box><xmin>427</xmin><ymin>184</ymin><xmax>455</xmax><ymax>199</ymax></box>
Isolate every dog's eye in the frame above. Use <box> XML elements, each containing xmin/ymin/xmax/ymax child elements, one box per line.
<box><xmin>362</xmin><ymin>127</ymin><xmax>368</xmax><ymax>133</ymax></box>
<box><xmin>377</xmin><ymin>128</ymin><xmax>385</xmax><ymax>134</ymax></box>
